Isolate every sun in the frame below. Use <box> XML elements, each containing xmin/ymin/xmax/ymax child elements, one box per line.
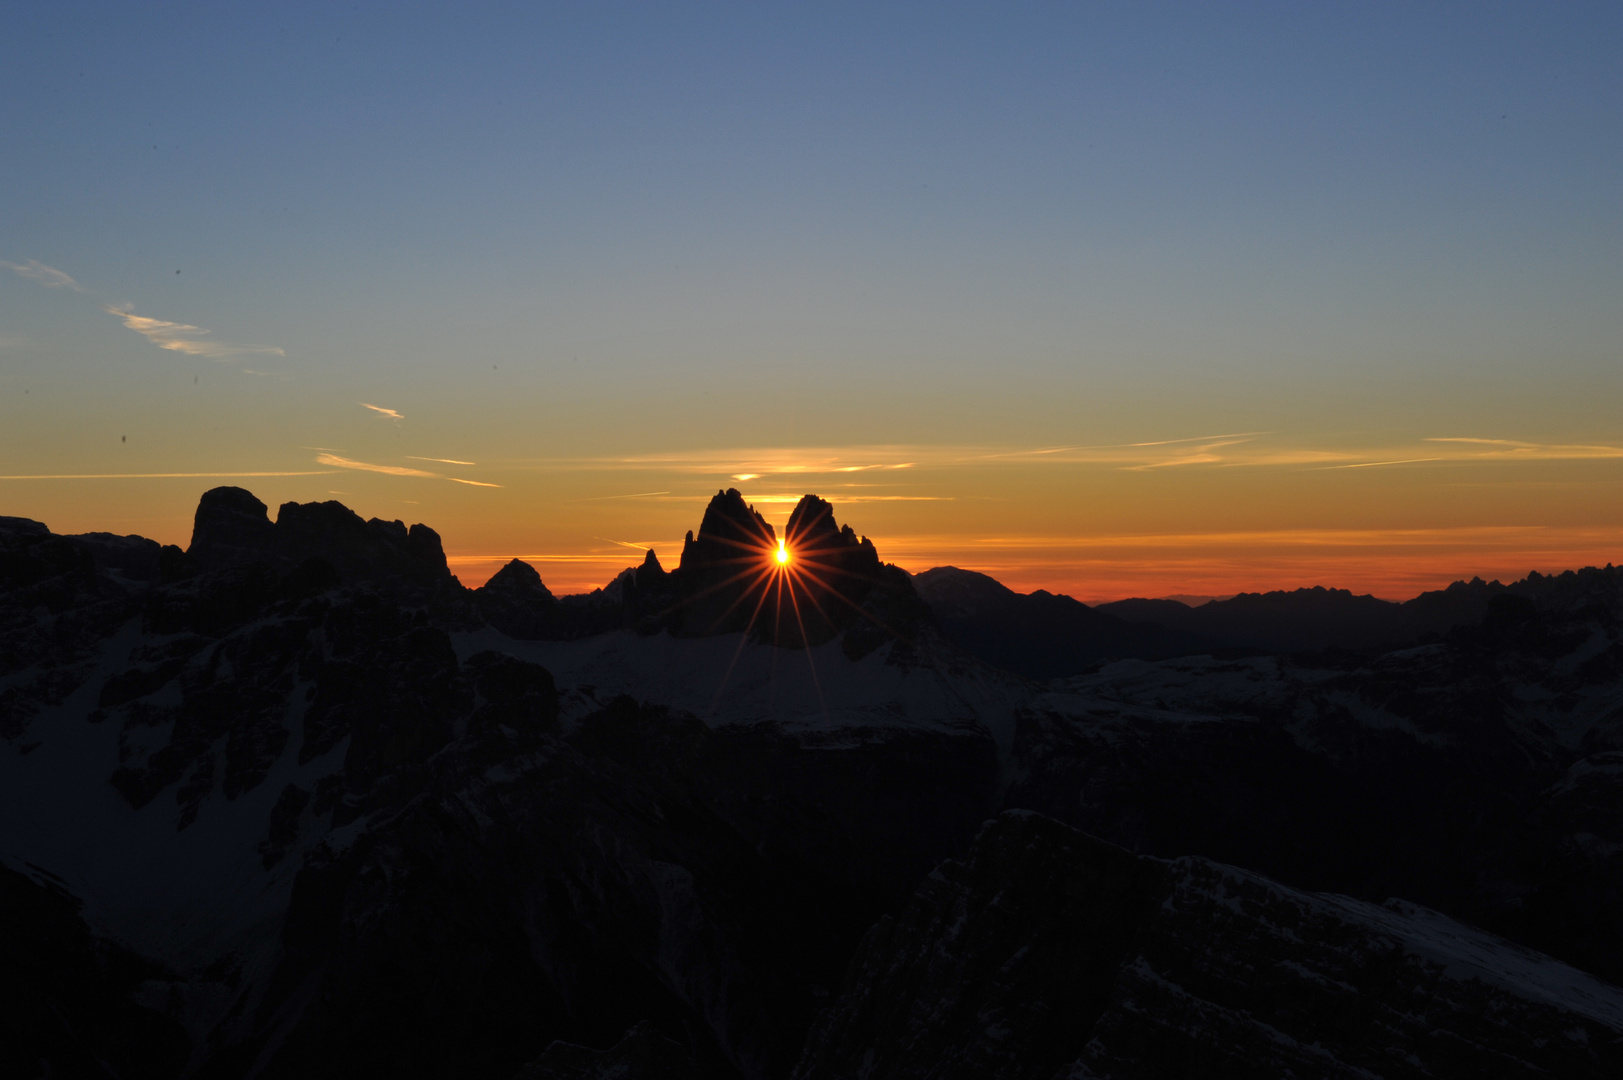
<box><xmin>775</xmin><ymin>542</ymin><xmax>790</xmax><ymax>565</ymax></box>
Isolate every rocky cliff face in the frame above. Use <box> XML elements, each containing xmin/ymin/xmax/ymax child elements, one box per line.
<box><xmin>794</xmin><ymin>811</ymin><xmax>1623</xmax><ymax>1079</ymax></box>
<box><xmin>188</xmin><ymin>485</ymin><xmax>454</xmax><ymax>593</ymax></box>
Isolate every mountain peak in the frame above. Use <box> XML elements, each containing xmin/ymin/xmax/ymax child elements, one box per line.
<box><xmin>189</xmin><ymin>486</ymin><xmax>275</xmax><ymax>570</ymax></box>
<box><xmin>484</xmin><ymin>558</ymin><xmax>554</xmax><ymax>604</ymax></box>
<box><xmin>678</xmin><ymin>488</ymin><xmax>777</xmax><ymax>576</ymax></box>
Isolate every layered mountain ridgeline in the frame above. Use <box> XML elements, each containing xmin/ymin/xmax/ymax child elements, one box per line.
<box><xmin>917</xmin><ymin>564</ymin><xmax>1615</xmax><ymax>677</ymax></box>
<box><xmin>4</xmin><ymin>486</ymin><xmax>1623</xmax><ymax>1078</ymax></box>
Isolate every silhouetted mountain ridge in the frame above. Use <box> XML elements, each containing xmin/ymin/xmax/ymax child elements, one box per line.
<box><xmin>912</xmin><ymin>567</ymin><xmax>1215</xmax><ymax>679</ymax></box>
<box><xmin>912</xmin><ymin>563</ymin><xmax>1617</xmax><ymax>680</ymax></box>
<box><xmin>474</xmin><ymin>488</ymin><xmax>923</xmax><ymax>656</ymax></box>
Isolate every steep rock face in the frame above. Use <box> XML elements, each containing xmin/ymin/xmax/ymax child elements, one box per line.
<box><xmin>672</xmin><ymin>488</ymin><xmax>782</xmax><ymax>637</ymax></box>
<box><xmin>772</xmin><ymin>495</ymin><xmax>884</xmax><ymax>648</ymax></box>
<box><xmin>185</xmin><ymin>485</ymin><xmax>454</xmax><ymax>593</ymax></box>
<box><xmin>274</xmin><ymin>499</ymin><xmax>450</xmax><ymax>587</ymax></box>
<box><xmin>794</xmin><ymin>812</ymin><xmax>1623</xmax><ymax>1080</ymax></box>
<box><xmin>187</xmin><ymin>487</ymin><xmax>277</xmax><ymax>572</ymax></box>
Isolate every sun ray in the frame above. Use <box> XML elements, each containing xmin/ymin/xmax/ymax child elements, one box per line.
<box><xmin>705</xmin><ymin>567</ymin><xmax>780</xmax><ymax>716</ymax></box>
<box><xmin>783</xmin><ymin>571</ymin><xmax>830</xmax><ymax>720</ymax></box>
<box><xmin>702</xmin><ymin>563</ymin><xmax>778</xmax><ymax>634</ymax></box>
<box><xmin>652</xmin><ymin>561</ymin><xmax>775</xmax><ymax>619</ymax></box>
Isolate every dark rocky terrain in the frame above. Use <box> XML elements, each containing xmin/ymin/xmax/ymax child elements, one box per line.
<box><xmin>912</xmin><ymin>567</ymin><xmax>1216</xmax><ymax>678</ymax></box>
<box><xmin>3</xmin><ymin>487</ymin><xmax>1622</xmax><ymax>1077</ymax></box>
<box><xmin>917</xmin><ymin>564</ymin><xmax>1534</xmax><ymax>674</ymax></box>
<box><xmin>794</xmin><ymin>812</ymin><xmax>1623</xmax><ymax>1079</ymax></box>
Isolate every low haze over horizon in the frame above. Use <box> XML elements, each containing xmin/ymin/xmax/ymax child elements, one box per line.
<box><xmin>4</xmin><ymin>3</ymin><xmax>1620</xmax><ymax>602</ymax></box>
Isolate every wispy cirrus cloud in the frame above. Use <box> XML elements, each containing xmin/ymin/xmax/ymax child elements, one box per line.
<box><xmin>1422</xmin><ymin>437</ymin><xmax>1623</xmax><ymax>460</ymax></box>
<box><xmin>505</xmin><ymin>433</ymin><xmax>1623</xmax><ymax>479</ymax></box>
<box><xmin>2</xmin><ymin>259</ymin><xmax>82</xmax><ymax>291</ymax></box>
<box><xmin>314</xmin><ymin>452</ymin><xmax>500</xmax><ymax>487</ymax></box>
<box><xmin>360</xmin><ymin>403</ymin><xmax>403</xmax><ymax>420</ymax></box>
<box><xmin>315</xmin><ymin>452</ymin><xmax>436</xmax><ymax>477</ymax></box>
<box><xmin>104</xmin><ymin>304</ymin><xmax>284</xmax><ymax>359</ymax></box>
<box><xmin>408</xmin><ymin>455</ymin><xmax>475</xmax><ymax>465</ymax></box>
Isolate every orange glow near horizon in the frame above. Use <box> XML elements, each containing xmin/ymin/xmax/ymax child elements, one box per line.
<box><xmin>4</xmin><ymin>435</ymin><xmax>1620</xmax><ymax>605</ymax></box>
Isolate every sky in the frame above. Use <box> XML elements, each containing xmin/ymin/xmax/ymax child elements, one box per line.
<box><xmin>2</xmin><ymin>2</ymin><xmax>1620</xmax><ymax>600</ymax></box>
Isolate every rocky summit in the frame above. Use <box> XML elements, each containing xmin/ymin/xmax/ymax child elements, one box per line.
<box><xmin>2</xmin><ymin>487</ymin><xmax>1622</xmax><ymax>1078</ymax></box>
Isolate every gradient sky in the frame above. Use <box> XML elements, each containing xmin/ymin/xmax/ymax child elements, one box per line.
<box><xmin>3</xmin><ymin>2</ymin><xmax>1620</xmax><ymax>600</ymax></box>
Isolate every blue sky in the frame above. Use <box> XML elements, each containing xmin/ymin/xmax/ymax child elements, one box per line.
<box><xmin>3</xmin><ymin>2</ymin><xmax>1621</xmax><ymax>596</ymax></box>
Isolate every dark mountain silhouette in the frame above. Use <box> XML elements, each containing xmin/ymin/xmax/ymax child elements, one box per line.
<box><xmin>3</xmin><ymin>487</ymin><xmax>1622</xmax><ymax>1078</ymax></box>
<box><xmin>188</xmin><ymin>485</ymin><xmax>454</xmax><ymax>591</ymax></box>
<box><xmin>1097</xmin><ymin>583</ymin><xmax>1495</xmax><ymax>654</ymax></box>
<box><xmin>474</xmin><ymin>488</ymin><xmax>925</xmax><ymax>655</ymax></box>
<box><xmin>912</xmin><ymin>566</ymin><xmax>1575</xmax><ymax>680</ymax></box>
<box><xmin>913</xmin><ymin>566</ymin><xmax>1215</xmax><ymax>678</ymax></box>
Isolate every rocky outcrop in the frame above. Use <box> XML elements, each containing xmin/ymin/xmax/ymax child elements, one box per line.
<box><xmin>669</xmin><ymin>488</ymin><xmax>782</xmax><ymax>637</ymax></box>
<box><xmin>187</xmin><ymin>487</ymin><xmax>278</xmax><ymax>572</ymax></box>
<box><xmin>186</xmin><ymin>485</ymin><xmax>453</xmax><ymax>592</ymax></box>
<box><xmin>794</xmin><ymin>811</ymin><xmax>1623</xmax><ymax>1079</ymax></box>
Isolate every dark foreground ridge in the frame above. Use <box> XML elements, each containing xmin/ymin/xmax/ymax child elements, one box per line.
<box><xmin>796</xmin><ymin>812</ymin><xmax>1623</xmax><ymax>1079</ymax></box>
<box><xmin>2</xmin><ymin>487</ymin><xmax>1622</xmax><ymax>1078</ymax></box>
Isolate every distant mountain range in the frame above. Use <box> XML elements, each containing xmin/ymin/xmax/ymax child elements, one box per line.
<box><xmin>914</xmin><ymin>565</ymin><xmax>1547</xmax><ymax>678</ymax></box>
<box><xmin>3</xmin><ymin>486</ymin><xmax>1621</xmax><ymax>1078</ymax></box>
